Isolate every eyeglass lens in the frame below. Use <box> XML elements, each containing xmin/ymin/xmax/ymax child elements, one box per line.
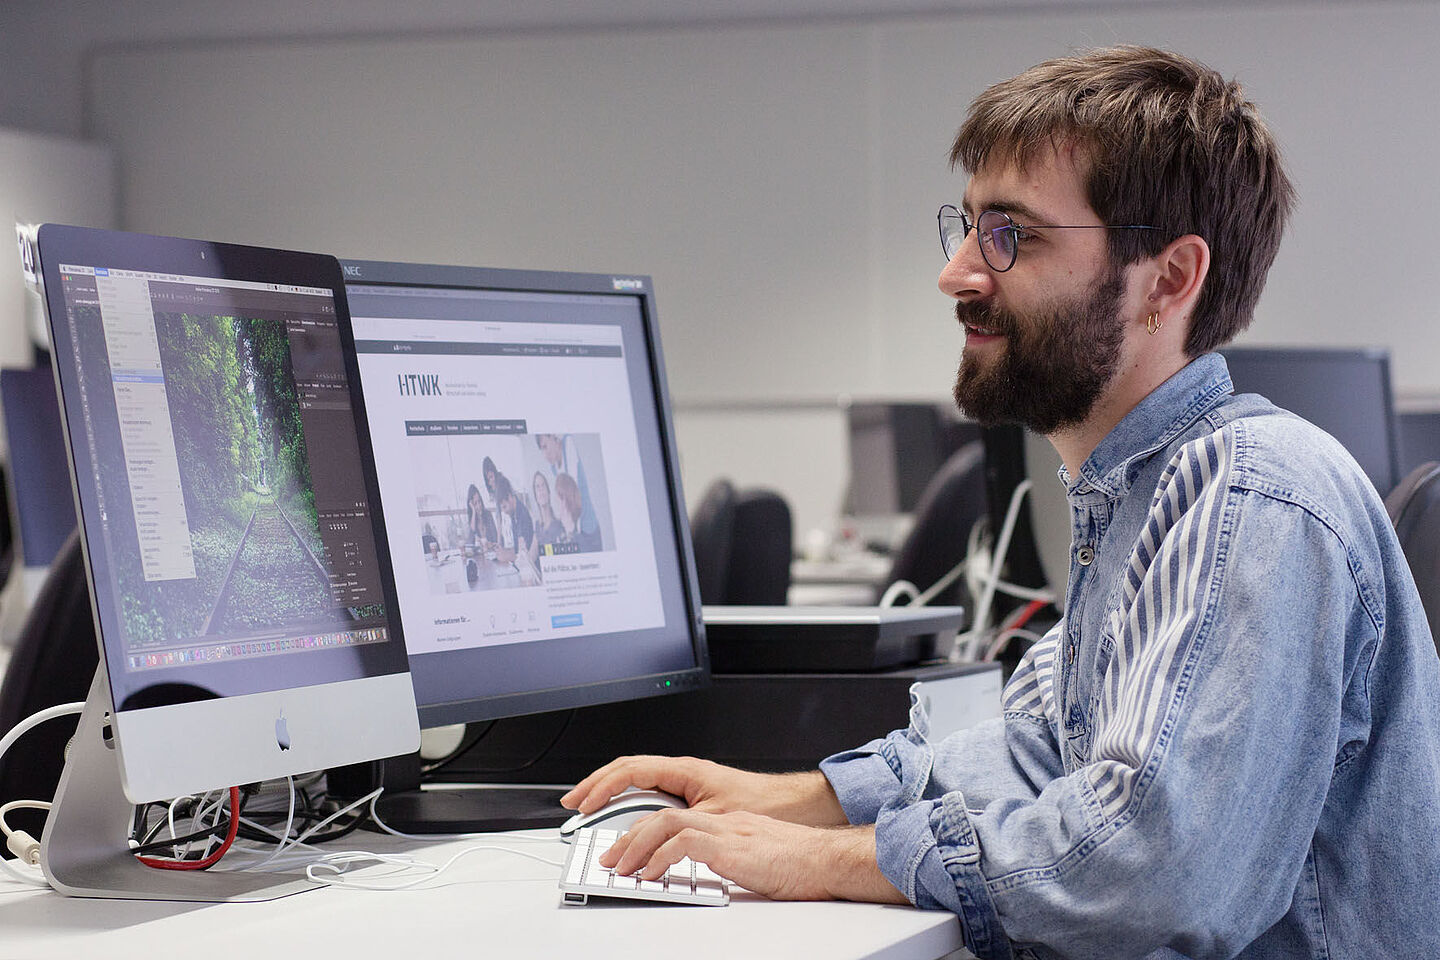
<box><xmin>938</xmin><ymin>206</ymin><xmax>1018</xmax><ymax>271</ymax></box>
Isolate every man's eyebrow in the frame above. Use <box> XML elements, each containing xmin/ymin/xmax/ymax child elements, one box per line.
<box><xmin>961</xmin><ymin>195</ymin><xmax>1055</xmax><ymax>225</ymax></box>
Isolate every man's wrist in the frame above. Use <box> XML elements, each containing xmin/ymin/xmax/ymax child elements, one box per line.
<box><xmin>771</xmin><ymin>770</ymin><xmax>848</xmax><ymax>826</ymax></box>
<box><xmin>820</xmin><ymin>825</ymin><xmax>909</xmax><ymax>904</ymax></box>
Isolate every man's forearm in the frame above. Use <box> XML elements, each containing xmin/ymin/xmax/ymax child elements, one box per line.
<box><xmin>821</xmin><ymin>824</ymin><xmax>910</xmax><ymax>904</ymax></box>
<box><xmin>769</xmin><ymin>770</ymin><xmax>849</xmax><ymax>826</ymax></box>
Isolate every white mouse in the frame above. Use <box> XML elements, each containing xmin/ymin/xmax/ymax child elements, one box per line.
<box><xmin>559</xmin><ymin>788</ymin><xmax>687</xmax><ymax>840</ymax></box>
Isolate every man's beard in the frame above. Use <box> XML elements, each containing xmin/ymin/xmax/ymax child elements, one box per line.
<box><xmin>952</xmin><ymin>264</ymin><xmax>1127</xmax><ymax>434</ymax></box>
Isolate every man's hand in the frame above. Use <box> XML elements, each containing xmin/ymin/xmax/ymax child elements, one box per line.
<box><xmin>560</xmin><ymin>755</ymin><xmax>847</xmax><ymax>826</ymax></box>
<box><xmin>598</xmin><ymin>809</ymin><xmax>908</xmax><ymax>904</ymax></box>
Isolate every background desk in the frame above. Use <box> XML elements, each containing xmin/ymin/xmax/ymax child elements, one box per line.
<box><xmin>0</xmin><ymin>831</ymin><xmax>975</xmax><ymax>959</ymax></box>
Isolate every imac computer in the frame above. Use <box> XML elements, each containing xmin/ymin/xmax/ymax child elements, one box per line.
<box><xmin>19</xmin><ymin>224</ymin><xmax>420</xmax><ymax>900</ymax></box>
<box><xmin>341</xmin><ymin>258</ymin><xmax>708</xmax><ymax>832</ymax></box>
<box><xmin>1221</xmin><ymin>346</ymin><xmax>1401</xmax><ymax>495</ymax></box>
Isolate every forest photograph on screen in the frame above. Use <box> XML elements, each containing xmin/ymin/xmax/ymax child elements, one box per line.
<box><xmin>96</xmin><ymin>312</ymin><xmax>338</xmax><ymax>651</ymax></box>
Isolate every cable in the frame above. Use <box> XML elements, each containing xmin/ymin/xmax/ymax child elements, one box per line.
<box><xmin>305</xmin><ymin>843</ymin><xmax>564</xmax><ymax>891</ymax></box>
<box><xmin>0</xmin><ymin>702</ymin><xmax>86</xmax><ymax>887</ymax></box>
<box><xmin>134</xmin><ymin>787</ymin><xmax>240</xmax><ymax>871</ymax></box>
<box><xmin>465</xmin><ymin>710</ymin><xmax>575</xmax><ymax>777</ymax></box>
<box><xmin>421</xmin><ymin>720</ymin><xmax>499</xmax><ymax>777</ymax></box>
<box><xmin>0</xmin><ymin>702</ymin><xmax>85</xmax><ymax>776</ymax></box>
<box><xmin>954</xmin><ymin>479</ymin><xmax>1032</xmax><ymax>661</ymax></box>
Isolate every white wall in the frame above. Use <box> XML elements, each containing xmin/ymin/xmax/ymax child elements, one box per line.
<box><xmin>61</xmin><ymin>1</ymin><xmax>1440</xmax><ymax>536</ymax></box>
<box><xmin>0</xmin><ymin>129</ymin><xmax>116</xmax><ymax>369</ymax></box>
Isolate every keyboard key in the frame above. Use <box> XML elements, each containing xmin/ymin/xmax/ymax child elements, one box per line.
<box><xmin>559</xmin><ymin>827</ymin><xmax>728</xmax><ymax>906</ymax></box>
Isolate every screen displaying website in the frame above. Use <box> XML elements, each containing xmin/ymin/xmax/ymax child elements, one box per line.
<box><xmin>350</xmin><ymin>288</ymin><xmax>667</xmax><ymax>660</ymax></box>
<box><xmin>54</xmin><ymin>264</ymin><xmax>394</xmax><ymax>708</ymax></box>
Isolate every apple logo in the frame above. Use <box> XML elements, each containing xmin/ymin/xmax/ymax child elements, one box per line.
<box><xmin>275</xmin><ymin>711</ymin><xmax>291</xmax><ymax>751</ymax></box>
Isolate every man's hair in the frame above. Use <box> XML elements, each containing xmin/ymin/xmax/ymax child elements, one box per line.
<box><xmin>494</xmin><ymin>473</ymin><xmax>513</xmax><ymax>504</ymax></box>
<box><xmin>951</xmin><ymin>46</ymin><xmax>1295</xmax><ymax>356</ymax></box>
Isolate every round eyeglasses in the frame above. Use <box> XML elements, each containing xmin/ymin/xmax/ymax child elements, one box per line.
<box><xmin>938</xmin><ymin>204</ymin><xmax>1162</xmax><ymax>272</ymax></box>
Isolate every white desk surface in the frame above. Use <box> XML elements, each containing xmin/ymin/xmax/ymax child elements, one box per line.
<box><xmin>0</xmin><ymin>830</ymin><xmax>973</xmax><ymax>960</ymax></box>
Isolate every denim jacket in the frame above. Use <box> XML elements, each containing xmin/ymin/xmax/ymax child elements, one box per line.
<box><xmin>822</xmin><ymin>354</ymin><xmax>1440</xmax><ymax>959</ymax></box>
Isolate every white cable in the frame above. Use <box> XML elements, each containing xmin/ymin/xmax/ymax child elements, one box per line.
<box><xmin>954</xmin><ymin>479</ymin><xmax>1032</xmax><ymax>661</ymax></box>
<box><xmin>878</xmin><ymin>579</ymin><xmax>919</xmax><ymax>608</ymax></box>
<box><xmin>0</xmin><ymin>702</ymin><xmax>85</xmax><ymax>887</ymax></box>
<box><xmin>0</xmin><ymin>702</ymin><xmax>85</xmax><ymax>774</ymax></box>
<box><xmin>990</xmin><ymin>578</ymin><xmax>1056</xmax><ymax>604</ymax></box>
<box><xmin>305</xmin><ymin>843</ymin><xmax>564</xmax><ymax>891</ymax></box>
<box><xmin>242</xmin><ymin>776</ymin><xmax>296</xmax><ymax>871</ymax></box>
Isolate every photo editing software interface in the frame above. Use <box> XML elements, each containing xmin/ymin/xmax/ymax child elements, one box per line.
<box><xmin>345</xmin><ymin>267</ymin><xmax>703</xmax><ymax>730</ymax></box>
<box><xmin>54</xmin><ymin>263</ymin><xmax>400</xmax><ymax>709</ymax></box>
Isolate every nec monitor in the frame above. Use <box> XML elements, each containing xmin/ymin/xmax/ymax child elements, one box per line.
<box><xmin>24</xmin><ymin>224</ymin><xmax>419</xmax><ymax>900</ymax></box>
<box><xmin>1220</xmin><ymin>346</ymin><xmax>1401</xmax><ymax>495</ymax></box>
<box><xmin>342</xmin><ymin>259</ymin><xmax>708</xmax><ymax>830</ymax></box>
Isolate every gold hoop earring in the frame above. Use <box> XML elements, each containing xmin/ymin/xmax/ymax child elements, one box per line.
<box><xmin>1146</xmin><ymin>312</ymin><xmax>1163</xmax><ymax>335</ymax></box>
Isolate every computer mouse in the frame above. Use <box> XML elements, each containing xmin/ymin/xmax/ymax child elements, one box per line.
<box><xmin>559</xmin><ymin>788</ymin><xmax>687</xmax><ymax>840</ymax></box>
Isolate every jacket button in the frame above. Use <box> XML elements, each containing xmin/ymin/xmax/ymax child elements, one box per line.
<box><xmin>1075</xmin><ymin>545</ymin><xmax>1095</xmax><ymax>566</ymax></box>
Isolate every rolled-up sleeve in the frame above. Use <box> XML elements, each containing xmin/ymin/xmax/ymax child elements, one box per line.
<box><xmin>820</xmin><ymin>428</ymin><xmax>1372</xmax><ymax>959</ymax></box>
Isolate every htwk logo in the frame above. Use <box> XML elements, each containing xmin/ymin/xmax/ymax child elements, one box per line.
<box><xmin>398</xmin><ymin>373</ymin><xmax>442</xmax><ymax>396</ymax></box>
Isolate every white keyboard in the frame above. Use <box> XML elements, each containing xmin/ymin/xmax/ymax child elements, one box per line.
<box><xmin>559</xmin><ymin>827</ymin><xmax>730</xmax><ymax>906</ymax></box>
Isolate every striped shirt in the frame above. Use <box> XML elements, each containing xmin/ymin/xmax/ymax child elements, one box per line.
<box><xmin>823</xmin><ymin>353</ymin><xmax>1440</xmax><ymax>959</ymax></box>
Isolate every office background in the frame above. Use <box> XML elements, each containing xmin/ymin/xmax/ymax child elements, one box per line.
<box><xmin>1</xmin><ymin>0</ymin><xmax>1436</xmax><ymax>539</ymax></box>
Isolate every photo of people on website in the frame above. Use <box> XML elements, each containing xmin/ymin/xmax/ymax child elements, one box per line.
<box><xmin>525</xmin><ymin>432</ymin><xmax>615</xmax><ymax>558</ymax></box>
<box><xmin>409</xmin><ymin>430</ymin><xmax>615</xmax><ymax>596</ymax></box>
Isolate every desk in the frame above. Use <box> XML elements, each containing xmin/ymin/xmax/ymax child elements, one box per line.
<box><xmin>0</xmin><ymin>831</ymin><xmax>974</xmax><ymax>959</ymax></box>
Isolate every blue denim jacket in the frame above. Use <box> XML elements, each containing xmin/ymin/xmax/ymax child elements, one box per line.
<box><xmin>822</xmin><ymin>354</ymin><xmax>1440</xmax><ymax>959</ymax></box>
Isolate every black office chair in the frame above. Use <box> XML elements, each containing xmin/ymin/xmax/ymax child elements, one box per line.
<box><xmin>690</xmin><ymin>479</ymin><xmax>792</xmax><ymax>606</ymax></box>
<box><xmin>1385</xmin><ymin>460</ymin><xmax>1440</xmax><ymax>659</ymax></box>
<box><xmin>885</xmin><ymin>441</ymin><xmax>987</xmax><ymax>613</ymax></box>
<box><xmin>0</xmin><ymin>530</ymin><xmax>98</xmax><ymax>841</ymax></box>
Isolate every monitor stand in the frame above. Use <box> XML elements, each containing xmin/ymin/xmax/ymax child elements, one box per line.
<box><xmin>365</xmin><ymin>751</ymin><xmax>570</xmax><ymax>833</ymax></box>
<box><xmin>40</xmin><ymin>670</ymin><xmax>316</xmax><ymax>902</ymax></box>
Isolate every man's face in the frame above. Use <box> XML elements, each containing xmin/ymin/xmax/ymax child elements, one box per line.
<box><xmin>537</xmin><ymin>435</ymin><xmax>562</xmax><ymax>466</ymax></box>
<box><xmin>941</xmin><ymin>148</ymin><xmax>1130</xmax><ymax>434</ymax></box>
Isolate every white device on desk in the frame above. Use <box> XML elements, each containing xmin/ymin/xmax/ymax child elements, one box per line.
<box><xmin>560</xmin><ymin>826</ymin><xmax>731</xmax><ymax>905</ymax></box>
<box><xmin>559</xmin><ymin>787</ymin><xmax>687</xmax><ymax>839</ymax></box>
<box><xmin>19</xmin><ymin>223</ymin><xmax>420</xmax><ymax>901</ymax></box>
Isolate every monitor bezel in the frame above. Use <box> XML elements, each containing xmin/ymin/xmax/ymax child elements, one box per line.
<box><xmin>34</xmin><ymin>224</ymin><xmax>419</xmax><ymax>802</ymax></box>
<box><xmin>341</xmin><ymin>257</ymin><xmax>710</xmax><ymax>729</ymax></box>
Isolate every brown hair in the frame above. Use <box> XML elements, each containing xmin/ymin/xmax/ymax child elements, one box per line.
<box><xmin>951</xmin><ymin>46</ymin><xmax>1295</xmax><ymax>356</ymax></box>
<box><xmin>554</xmin><ymin>472</ymin><xmax>582</xmax><ymax>523</ymax></box>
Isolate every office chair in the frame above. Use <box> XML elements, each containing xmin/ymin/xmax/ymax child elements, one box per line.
<box><xmin>0</xmin><ymin>530</ymin><xmax>98</xmax><ymax>840</ymax></box>
<box><xmin>1385</xmin><ymin>460</ymin><xmax>1440</xmax><ymax>658</ymax></box>
<box><xmin>885</xmin><ymin>441</ymin><xmax>987</xmax><ymax>614</ymax></box>
<box><xmin>690</xmin><ymin>479</ymin><xmax>793</xmax><ymax>605</ymax></box>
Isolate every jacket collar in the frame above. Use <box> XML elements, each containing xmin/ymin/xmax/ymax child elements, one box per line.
<box><xmin>1061</xmin><ymin>352</ymin><xmax>1234</xmax><ymax>501</ymax></box>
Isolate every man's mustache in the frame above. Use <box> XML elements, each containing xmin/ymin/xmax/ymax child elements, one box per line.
<box><xmin>954</xmin><ymin>300</ymin><xmax>1017</xmax><ymax>337</ymax></box>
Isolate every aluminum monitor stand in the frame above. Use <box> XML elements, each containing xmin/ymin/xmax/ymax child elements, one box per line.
<box><xmin>40</xmin><ymin>670</ymin><xmax>317</xmax><ymax>902</ymax></box>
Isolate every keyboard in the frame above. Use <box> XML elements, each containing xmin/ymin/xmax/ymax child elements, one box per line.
<box><xmin>559</xmin><ymin>827</ymin><xmax>730</xmax><ymax>906</ymax></box>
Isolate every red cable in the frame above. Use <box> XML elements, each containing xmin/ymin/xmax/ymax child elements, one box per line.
<box><xmin>136</xmin><ymin>786</ymin><xmax>241</xmax><ymax>871</ymax></box>
<box><xmin>1007</xmin><ymin>599</ymin><xmax>1049</xmax><ymax>631</ymax></box>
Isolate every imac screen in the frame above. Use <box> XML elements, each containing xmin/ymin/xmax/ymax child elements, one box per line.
<box><xmin>50</xmin><ymin>255</ymin><xmax>405</xmax><ymax>707</ymax></box>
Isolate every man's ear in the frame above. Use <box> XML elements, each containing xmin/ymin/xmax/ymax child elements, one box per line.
<box><xmin>1143</xmin><ymin>234</ymin><xmax>1210</xmax><ymax>325</ymax></box>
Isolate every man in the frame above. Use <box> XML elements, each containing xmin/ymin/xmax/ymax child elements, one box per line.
<box><xmin>562</xmin><ymin>46</ymin><xmax>1440</xmax><ymax>957</ymax></box>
